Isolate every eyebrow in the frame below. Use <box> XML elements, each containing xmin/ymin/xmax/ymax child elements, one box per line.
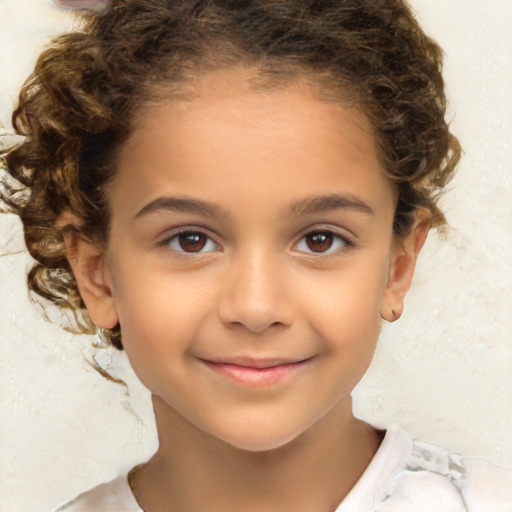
<box><xmin>134</xmin><ymin>196</ymin><xmax>230</xmax><ymax>220</ymax></box>
<box><xmin>285</xmin><ymin>193</ymin><xmax>375</xmax><ymax>218</ymax></box>
<box><xmin>134</xmin><ymin>193</ymin><xmax>374</xmax><ymax>220</ymax></box>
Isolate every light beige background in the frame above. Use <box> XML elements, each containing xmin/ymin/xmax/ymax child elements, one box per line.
<box><xmin>0</xmin><ymin>1</ymin><xmax>511</xmax><ymax>510</ymax></box>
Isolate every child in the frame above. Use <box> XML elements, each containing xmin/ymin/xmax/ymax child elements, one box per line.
<box><xmin>1</xmin><ymin>1</ymin><xmax>511</xmax><ymax>511</ymax></box>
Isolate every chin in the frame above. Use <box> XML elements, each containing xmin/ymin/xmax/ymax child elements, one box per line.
<box><xmin>222</xmin><ymin>434</ymin><xmax>299</xmax><ymax>453</ymax></box>
<box><xmin>210</xmin><ymin>418</ymin><xmax>310</xmax><ymax>453</ymax></box>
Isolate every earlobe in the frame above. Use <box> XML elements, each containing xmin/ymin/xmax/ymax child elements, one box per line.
<box><xmin>64</xmin><ymin>231</ymin><xmax>119</xmax><ymax>330</ymax></box>
<box><xmin>381</xmin><ymin>212</ymin><xmax>430</xmax><ymax>322</ymax></box>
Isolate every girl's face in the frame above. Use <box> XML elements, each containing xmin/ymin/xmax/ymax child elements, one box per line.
<box><xmin>79</xmin><ymin>69</ymin><xmax>420</xmax><ymax>451</ymax></box>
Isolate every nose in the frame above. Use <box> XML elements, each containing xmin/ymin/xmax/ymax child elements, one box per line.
<box><xmin>218</xmin><ymin>251</ymin><xmax>294</xmax><ymax>333</ymax></box>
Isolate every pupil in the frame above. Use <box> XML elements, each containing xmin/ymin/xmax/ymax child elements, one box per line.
<box><xmin>307</xmin><ymin>232</ymin><xmax>333</xmax><ymax>252</ymax></box>
<box><xmin>180</xmin><ymin>233</ymin><xmax>206</xmax><ymax>252</ymax></box>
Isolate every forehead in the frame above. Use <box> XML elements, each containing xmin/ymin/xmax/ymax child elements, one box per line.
<box><xmin>113</xmin><ymin>68</ymin><xmax>394</xmax><ymax>221</ymax></box>
<box><xmin>129</xmin><ymin>67</ymin><xmax>376</xmax><ymax>158</ymax></box>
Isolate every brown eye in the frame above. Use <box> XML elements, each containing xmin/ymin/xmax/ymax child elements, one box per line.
<box><xmin>165</xmin><ymin>231</ymin><xmax>220</xmax><ymax>253</ymax></box>
<box><xmin>295</xmin><ymin>230</ymin><xmax>350</xmax><ymax>255</ymax></box>
<box><xmin>305</xmin><ymin>232</ymin><xmax>334</xmax><ymax>253</ymax></box>
<box><xmin>179</xmin><ymin>232</ymin><xmax>207</xmax><ymax>252</ymax></box>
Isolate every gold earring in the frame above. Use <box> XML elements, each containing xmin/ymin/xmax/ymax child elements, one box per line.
<box><xmin>391</xmin><ymin>308</ymin><xmax>402</xmax><ymax>322</ymax></box>
<box><xmin>382</xmin><ymin>307</ymin><xmax>401</xmax><ymax>322</ymax></box>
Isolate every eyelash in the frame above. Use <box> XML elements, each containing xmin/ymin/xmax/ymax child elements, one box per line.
<box><xmin>294</xmin><ymin>229</ymin><xmax>354</xmax><ymax>256</ymax></box>
<box><xmin>159</xmin><ymin>229</ymin><xmax>221</xmax><ymax>254</ymax></box>
<box><xmin>158</xmin><ymin>227</ymin><xmax>354</xmax><ymax>257</ymax></box>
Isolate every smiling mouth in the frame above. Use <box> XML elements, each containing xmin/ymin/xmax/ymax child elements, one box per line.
<box><xmin>199</xmin><ymin>357</ymin><xmax>315</xmax><ymax>387</ymax></box>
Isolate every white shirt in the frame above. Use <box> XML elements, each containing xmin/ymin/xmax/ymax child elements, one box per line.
<box><xmin>55</xmin><ymin>426</ymin><xmax>512</xmax><ymax>512</ymax></box>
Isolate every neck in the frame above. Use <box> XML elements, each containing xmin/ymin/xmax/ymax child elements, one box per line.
<box><xmin>130</xmin><ymin>395</ymin><xmax>382</xmax><ymax>512</ymax></box>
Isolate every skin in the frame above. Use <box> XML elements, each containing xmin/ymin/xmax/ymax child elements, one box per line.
<box><xmin>66</xmin><ymin>68</ymin><xmax>429</xmax><ymax>512</ymax></box>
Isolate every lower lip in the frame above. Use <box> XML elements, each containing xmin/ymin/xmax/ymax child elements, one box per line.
<box><xmin>202</xmin><ymin>360</ymin><xmax>312</xmax><ymax>387</ymax></box>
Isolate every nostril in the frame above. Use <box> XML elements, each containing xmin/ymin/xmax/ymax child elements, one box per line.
<box><xmin>218</xmin><ymin>263</ymin><xmax>295</xmax><ymax>332</ymax></box>
<box><xmin>219</xmin><ymin>299</ymin><xmax>294</xmax><ymax>334</ymax></box>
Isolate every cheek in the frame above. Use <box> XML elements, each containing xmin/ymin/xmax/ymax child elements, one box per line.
<box><xmin>111</xmin><ymin>268</ymin><xmax>206</xmax><ymax>359</ymax></box>
<box><xmin>303</xmin><ymin>259</ymin><xmax>388</xmax><ymax>351</ymax></box>
<box><xmin>307</xmin><ymin>270</ymin><xmax>386</xmax><ymax>397</ymax></box>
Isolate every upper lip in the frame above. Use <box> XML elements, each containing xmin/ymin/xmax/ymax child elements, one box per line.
<box><xmin>199</xmin><ymin>356</ymin><xmax>314</xmax><ymax>369</ymax></box>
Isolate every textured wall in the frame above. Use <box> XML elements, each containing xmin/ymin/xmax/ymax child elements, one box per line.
<box><xmin>0</xmin><ymin>1</ymin><xmax>511</xmax><ymax>511</ymax></box>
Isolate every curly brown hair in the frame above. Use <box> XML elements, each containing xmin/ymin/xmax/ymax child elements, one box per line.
<box><xmin>0</xmin><ymin>0</ymin><xmax>461</xmax><ymax>349</ymax></box>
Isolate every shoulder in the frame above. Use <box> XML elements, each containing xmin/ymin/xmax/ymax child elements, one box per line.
<box><xmin>379</xmin><ymin>430</ymin><xmax>512</xmax><ymax>512</ymax></box>
<box><xmin>53</xmin><ymin>472</ymin><xmax>142</xmax><ymax>512</ymax></box>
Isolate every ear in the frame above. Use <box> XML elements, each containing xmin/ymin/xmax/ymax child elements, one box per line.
<box><xmin>62</xmin><ymin>225</ymin><xmax>119</xmax><ymax>330</ymax></box>
<box><xmin>380</xmin><ymin>210</ymin><xmax>431</xmax><ymax>322</ymax></box>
